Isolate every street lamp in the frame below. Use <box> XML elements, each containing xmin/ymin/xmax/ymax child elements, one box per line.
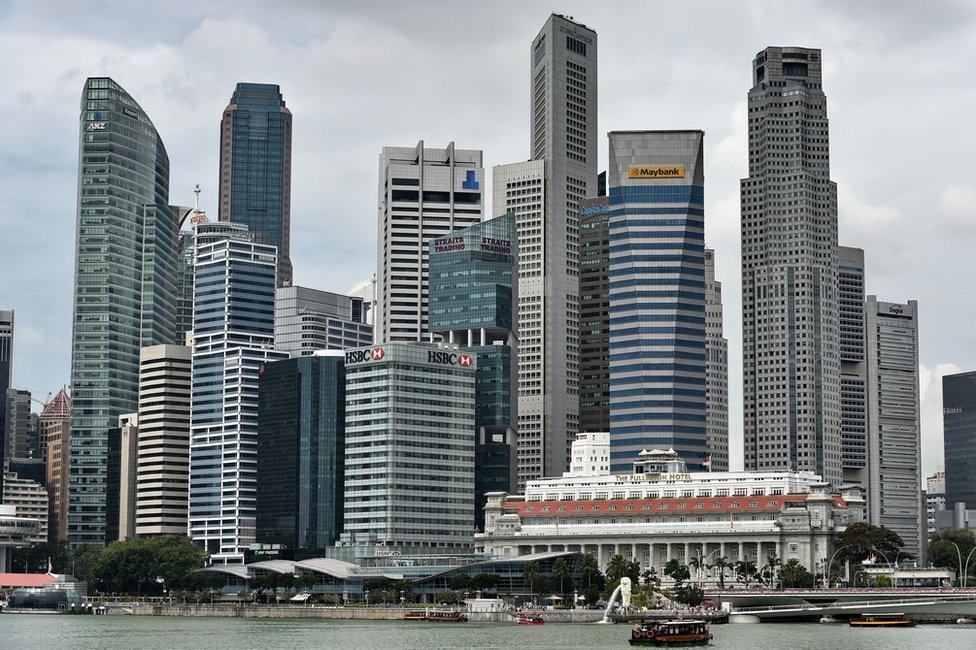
<box><xmin>702</xmin><ymin>549</ymin><xmax>721</xmax><ymax>588</ymax></box>
<box><xmin>965</xmin><ymin>547</ymin><xmax>976</xmax><ymax>588</ymax></box>
<box><xmin>949</xmin><ymin>542</ymin><xmax>965</xmax><ymax>588</ymax></box>
<box><xmin>823</xmin><ymin>545</ymin><xmax>850</xmax><ymax>589</ymax></box>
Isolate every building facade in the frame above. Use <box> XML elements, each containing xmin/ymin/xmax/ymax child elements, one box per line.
<box><xmin>429</xmin><ymin>214</ymin><xmax>518</xmax><ymax>530</ymax></box>
<box><xmin>188</xmin><ymin>225</ymin><xmax>286</xmax><ymax>562</ymax></box>
<box><xmin>135</xmin><ymin>344</ymin><xmax>191</xmax><ymax>537</ymax></box>
<box><xmin>838</xmin><ymin>247</ymin><xmax>867</xmax><ymax>488</ymax></box>
<box><xmin>4</xmin><ymin>389</ymin><xmax>33</xmax><ymax>461</ymax></box>
<box><xmin>68</xmin><ymin>78</ymin><xmax>180</xmax><ymax>547</ymax></box>
<box><xmin>342</xmin><ymin>344</ymin><xmax>476</xmax><ymax>551</ymax></box>
<box><xmin>864</xmin><ymin>297</ymin><xmax>921</xmax><ymax>556</ymax></box>
<box><xmin>579</xmin><ymin>197</ymin><xmax>611</xmax><ymax>433</ymax></box>
<box><xmin>257</xmin><ymin>352</ymin><xmax>346</xmax><ymax>554</ymax></box>
<box><xmin>375</xmin><ymin>142</ymin><xmax>484</xmax><ymax>344</ymax></box>
<box><xmin>704</xmin><ymin>248</ymin><xmax>729</xmax><ymax>471</ymax></box>
<box><xmin>564</xmin><ymin>431</ymin><xmax>609</xmax><ymax>477</ymax></box>
<box><xmin>275</xmin><ymin>286</ymin><xmax>373</xmax><ymax>356</ymax></box>
<box><xmin>0</xmin><ymin>309</ymin><xmax>11</xmax><ymax>500</ymax></box>
<box><xmin>477</xmin><ymin>449</ymin><xmax>850</xmax><ymax>575</ymax></box>
<box><xmin>219</xmin><ymin>83</ymin><xmax>293</xmax><ymax>287</ymax></box>
<box><xmin>944</xmin><ymin>371</ymin><xmax>976</xmax><ymax>511</ymax></box>
<box><xmin>607</xmin><ymin>130</ymin><xmax>707</xmax><ymax>473</ymax></box>
<box><xmin>40</xmin><ymin>389</ymin><xmax>71</xmax><ymax>544</ymax></box>
<box><xmin>1</xmin><ymin>474</ymin><xmax>48</xmax><ymax>544</ymax></box>
<box><xmin>740</xmin><ymin>47</ymin><xmax>842</xmax><ymax>486</ymax></box>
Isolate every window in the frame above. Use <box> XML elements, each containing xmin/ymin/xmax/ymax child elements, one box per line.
<box><xmin>566</xmin><ymin>36</ymin><xmax>587</xmax><ymax>56</ymax></box>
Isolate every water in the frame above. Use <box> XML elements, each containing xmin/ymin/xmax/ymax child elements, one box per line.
<box><xmin>2</xmin><ymin>615</ymin><xmax>976</xmax><ymax>649</ymax></box>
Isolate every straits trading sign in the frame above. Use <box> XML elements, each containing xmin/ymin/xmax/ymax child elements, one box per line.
<box><xmin>628</xmin><ymin>165</ymin><xmax>685</xmax><ymax>180</ymax></box>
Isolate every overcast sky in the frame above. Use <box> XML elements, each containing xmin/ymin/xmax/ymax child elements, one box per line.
<box><xmin>1</xmin><ymin>0</ymin><xmax>973</xmax><ymax>476</ymax></box>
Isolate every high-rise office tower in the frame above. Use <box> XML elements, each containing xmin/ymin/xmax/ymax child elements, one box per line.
<box><xmin>838</xmin><ymin>247</ymin><xmax>867</xmax><ymax>488</ymax></box>
<box><xmin>375</xmin><ymin>142</ymin><xmax>483</xmax><ymax>344</ymax></box>
<box><xmin>864</xmin><ymin>297</ymin><xmax>921</xmax><ymax>556</ymax></box>
<box><xmin>40</xmin><ymin>388</ymin><xmax>71</xmax><ymax>544</ymax></box>
<box><xmin>741</xmin><ymin>48</ymin><xmax>842</xmax><ymax>485</ymax></box>
<box><xmin>68</xmin><ymin>78</ymin><xmax>181</xmax><ymax>547</ymax></box>
<box><xmin>491</xmin><ymin>14</ymin><xmax>597</xmax><ymax>485</ymax></box>
<box><xmin>176</xmin><ymin>229</ymin><xmax>196</xmax><ymax>340</ymax></box>
<box><xmin>105</xmin><ymin>413</ymin><xmax>138</xmax><ymax>543</ymax></box>
<box><xmin>579</xmin><ymin>196</ymin><xmax>611</xmax><ymax>433</ymax></box>
<box><xmin>348</xmin><ymin>279</ymin><xmax>376</xmax><ymax>328</ymax></box>
<box><xmin>275</xmin><ymin>286</ymin><xmax>373</xmax><ymax>355</ymax></box>
<box><xmin>429</xmin><ymin>213</ymin><xmax>518</xmax><ymax>530</ymax></box>
<box><xmin>705</xmin><ymin>248</ymin><xmax>729</xmax><ymax>471</ymax></box>
<box><xmin>218</xmin><ymin>83</ymin><xmax>293</xmax><ymax>287</ymax></box>
<box><xmin>257</xmin><ymin>352</ymin><xmax>346</xmax><ymax>554</ymax></box>
<box><xmin>0</xmin><ymin>309</ymin><xmax>11</xmax><ymax>500</ymax></box>
<box><xmin>342</xmin><ymin>343</ymin><xmax>476</xmax><ymax>551</ymax></box>
<box><xmin>4</xmin><ymin>389</ymin><xmax>32</xmax><ymax>461</ymax></box>
<box><xmin>606</xmin><ymin>130</ymin><xmax>707</xmax><ymax>472</ymax></box>
<box><xmin>188</xmin><ymin>223</ymin><xmax>286</xmax><ymax>562</ymax></box>
<box><xmin>135</xmin><ymin>344</ymin><xmax>191</xmax><ymax>537</ymax></box>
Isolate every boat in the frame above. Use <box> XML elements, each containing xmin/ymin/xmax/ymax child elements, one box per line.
<box><xmin>516</xmin><ymin>611</ymin><xmax>545</xmax><ymax>625</ymax></box>
<box><xmin>629</xmin><ymin>620</ymin><xmax>712</xmax><ymax>646</ymax></box>
<box><xmin>849</xmin><ymin>613</ymin><xmax>915</xmax><ymax>628</ymax></box>
<box><xmin>403</xmin><ymin>610</ymin><xmax>427</xmax><ymax>621</ymax></box>
<box><xmin>425</xmin><ymin>609</ymin><xmax>468</xmax><ymax>622</ymax></box>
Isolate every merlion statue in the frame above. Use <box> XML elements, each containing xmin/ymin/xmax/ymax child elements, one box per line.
<box><xmin>620</xmin><ymin>576</ymin><xmax>632</xmax><ymax>607</ymax></box>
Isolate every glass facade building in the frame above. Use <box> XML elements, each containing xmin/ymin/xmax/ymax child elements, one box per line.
<box><xmin>219</xmin><ymin>83</ymin><xmax>293</xmax><ymax>287</ymax></box>
<box><xmin>275</xmin><ymin>286</ymin><xmax>373</xmax><ymax>355</ymax></box>
<box><xmin>68</xmin><ymin>78</ymin><xmax>180</xmax><ymax>547</ymax></box>
<box><xmin>188</xmin><ymin>224</ymin><xmax>286</xmax><ymax>563</ymax></box>
<box><xmin>943</xmin><ymin>371</ymin><xmax>976</xmax><ymax>511</ymax></box>
<box><xmin>429</xmin><ymin>214</ymin><xmax>517</xmax><ymax>530</ymax></box>
<box><xmin>342</xmin><ymin>343</ymin><xmax>476</xmax><ymax>550</ymax></box>
<box><xmin>0</xmin><ymin>309</ymin><xmax>11</xmax><ymax>501</ymax></box>
<box><xmin>257</xmin><ymin>352</ymin><xmax>345</xmax><ymax>554</ymax></box>
<box><xmin>607</xmin><ymin>131</ymin><xmax>708</xmax><ymax>473</ymax></box>
<box><xmin>579</xmin><ymin>198</ymin><xmax>611</xmax><ymax>433</ymax></box>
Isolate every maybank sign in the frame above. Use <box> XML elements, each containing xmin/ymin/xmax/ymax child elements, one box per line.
<box><xmin>629</xmin><ymin>165</ymin><xmax>685</xmax><ymax>180</ymax></box>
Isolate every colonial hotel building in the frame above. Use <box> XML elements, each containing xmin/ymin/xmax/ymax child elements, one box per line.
<box><xmin>476</xmin><ymin>445</ymin><xmax>862</xmax><ymax>578</ymax></box>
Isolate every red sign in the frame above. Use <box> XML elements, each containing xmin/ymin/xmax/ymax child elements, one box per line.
<box><xmin>458</xmin><ymin>353</ymin><xmax>473</xmax><ymax>367</ymax></box>
<box><xmin>371</xmin><ymin>347</ymin><xmax>385</xmax><ymax>360</ymax></box>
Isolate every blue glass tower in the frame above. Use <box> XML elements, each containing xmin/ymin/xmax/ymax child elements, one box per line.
<box><xmin>219</xmin><ymin>83</ymin><xmax>293</xmax><ymax>287</ymax></box>
<box><xmin>429</xmin><ymin>213</ymin><xmax>517</xmax><ymax>529</ymax></box>
<box><xmin>607</xmin><ymin>131</ymin><xmax>707</xmax><ymax>473</ymax></box>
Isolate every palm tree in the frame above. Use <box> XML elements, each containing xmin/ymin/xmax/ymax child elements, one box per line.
<box><xmin>688</xmin><ymin>556</ymin><xmax>703</xmax><ymax>584</ymax></box>
<box><xmin>713</xmin><ymin>557</ymin><xmax>730</xmax><ymax>589</ymax></box>
<box><xmin>523</xmin><ymin>561</ymin><xmax>541</xmax><ymax>604</ymax></box>
<box><xmin>763</xmin><ymin>555</ymin><xmax>782</xmax><ymax>589</ymax></box>
<box><xmin>553</xmin><ymin>558</ymin><xmax>573</xmax><ymax>597</ymax></box>
<box><xmin>735</xmin><ymin>559</ymin><xmax>757</xmax><ymax>588</ymax></box>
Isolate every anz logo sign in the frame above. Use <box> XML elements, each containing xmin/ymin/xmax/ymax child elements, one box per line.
<box><xmin>461</xmin><ymin>170</ymin><xmax>479</xmax><ymax>190</ymax></box>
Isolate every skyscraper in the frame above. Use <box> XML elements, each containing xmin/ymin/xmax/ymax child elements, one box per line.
<box><xmin>219</xmin><ymin>83</ymin><xmax>293</xmax><ymax>287</ymax></box>
<box><xmin>375</xmin><ymin>142</ymin><xmax>483</xmax><ymax>344</ymax></box>
<box><xmin>740</xmin><ymin>47</ymin><xmax>842</xmax><ymax>485</ymax></box>
<box><xmin>257</xmin><ymin>352</ymin><xmax>346</xmax><ymax>554</ymax></box>
<box><xmin>0</xmin><ymin>309</ymin><xmax>11</xmax><ymax>500</ymax></box>
<box><xmin>864</xmin><ymin>297</ymin><xmax>921</xmax><ymax>556</ymax></box>
<box><xmin>944</xmin><ymin>371</ymin><xmax>976</xmax><ymax>511</ymax></box>
<box><xmin>429</xmin><ymin>213</ymin><xmax>518</xmax><ymax>530</ymax></box>
<box><xmin>579</xmin><ymin>197</ymin><xmax>611</xmax><ymax>433</ymax></box>
<box><xmin>275</xmin><ymin>286</ymin><xmax>373</xmax><ymax>355</ymax></box>
<box><xmin>135</xmin><ymin>344</ymin><xmax>191</xmax><ymax>537</ymax></box>
<box><xmin>838</xmin><ymin>246</ymin><xmax>868</xmax><ymax>488</ymax></box>
<box><xmin>4</xmin><ymin>389</ymin><xmax>32</xmax><ymax>461</ymax></box>
<box><xmin>188</xmin><ymin>222</ymin><xmax>285</xmax><ymax>562</ymax></box>
<box><xmin>68</xmin><ymin>78</ymin><xmax>179</xmax><ymax>547</ymax></box>
<box><xmin>705</xmin><ymin>248</ymin><xmax>729</xmax><ymax>471</ymax></box>
<box><xmin>41</xmin><ymin>388</ymin><xmax>71</xmax><ymax>544</ymax></box>
<box><xmin>491</xmin><ymin>14</ymin><xmax>597</xmax><ymax>485</ymax></box>
<box><xmin>342</xmin><ymin>343</ymin><xmax>476</xmax><ymax>551</ymax></box>
<box><xmin>606</xmin><ymin>130</ymin><xmax>707</xmax><ymax>472</ymax></box>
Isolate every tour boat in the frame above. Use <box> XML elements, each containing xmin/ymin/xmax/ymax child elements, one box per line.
<box><xmin>403</xmin><ymin>610</ymin><xmax>427</xmax><ymax>621</ymax></box>
<box><xmin>517</xmin><ymin>611</ymin><xmax>546</xmax><ymax>625</ymax></box>
<box><xmin>849</xmin><ymin>613</ymin><xmax>915</xmax><ymax>628</ymax></box>
<box><xmin>629</xmin><ymin>620</ymin><xmax>712</xmax><ymax>646</ymax></box>
<box><xmin>425</xmin><ymin>609</ymin><xmax>468</xmax><ymax>622</ymax></box>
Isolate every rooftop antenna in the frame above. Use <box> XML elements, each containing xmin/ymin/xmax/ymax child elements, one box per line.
<box><xmin>193</xmin><ymin>183</ymin><xmax>202</xmax><ymax>212</ymax></box>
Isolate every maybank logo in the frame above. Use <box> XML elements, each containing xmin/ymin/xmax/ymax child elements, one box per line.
<box><xmin>629</xmin><ymin>165</ymin><xmax>685</xmax><ymax>180</ymax></box>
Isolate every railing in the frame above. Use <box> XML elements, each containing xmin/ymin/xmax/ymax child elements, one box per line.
<box><xmin>734</xmin><ymin>593</ymin><xmax>976</xmax><ymax>613</ymax></box>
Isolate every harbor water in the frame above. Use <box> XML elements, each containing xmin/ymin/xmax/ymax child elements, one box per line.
<box><xmin>3</xmin><ymin>615</ymin><xmax>976</xmax><ymax>649</ymax></box>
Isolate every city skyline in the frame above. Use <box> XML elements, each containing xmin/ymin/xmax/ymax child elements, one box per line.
<box><xmin>1</xmin><ymin>2</ymin><xmax>974</xmax><ymax>477</ymax></box>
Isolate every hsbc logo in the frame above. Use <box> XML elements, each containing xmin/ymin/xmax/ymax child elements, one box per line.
<box><xmin>345</xmin><ymin>347</ymin><xmax>386</xmax><ymax>364</ymax></box>
<box><xmin>428</xmin><ymin>350</ymin><xmax>475</xmax><ymax>367</ymax></box>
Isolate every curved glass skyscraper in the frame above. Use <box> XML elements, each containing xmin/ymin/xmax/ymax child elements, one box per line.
<box><xmin>68</xmin><ymin>78</ymin><xmax>178</xmax><ymax>547</ymax></box>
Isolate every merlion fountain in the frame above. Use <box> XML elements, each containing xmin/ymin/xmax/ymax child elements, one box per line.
<box><xmin>599</xmin><ymin>576</ymin><xmax>631</xmax><ymax>623</ymax></box>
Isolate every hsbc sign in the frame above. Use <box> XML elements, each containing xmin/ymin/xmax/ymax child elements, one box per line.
<box><xmin>428</xmin><ymin>351</ymin><xmax>474</xmax><ymax>367</ymax></box>
<box><xmin>345</xmin><ymin>346</ymin><xmax>385</xmax><ymax>364</ymax></box>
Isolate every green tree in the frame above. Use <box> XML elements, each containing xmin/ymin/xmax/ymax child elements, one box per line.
<box><xmin>928</xmin><ymin>529</ymin><xmax>976</xmax><ymax>577</ymax></box>
<box><xmin>553</xmin><ymin>557</ymin><xmax>573</xmax><ymax>595</ymax></box>
<box><xmin>735</xmin><ymin>559</ymin><xmax>757</xmax><ymax>587</ymax></box>
<box><xmin>605</xmin><ymin>554</ymin><xmax>640</xmax><ymax>592</ymax></box>
<box><xmin>640</xmin><ymin>566</ymin><xmax>658</xmax><ymax>586</ymax></box>
<box><xmin>670</xmin><ymin>583</ymin><xmax>705</xmax><ymax>606</ymax></box>
<box><xmin>779</xmin><ymin>559</ymin><xmax>815</xmax><ymax>588</ymax></box>
<box><xmin>472</xmin><ymin>572</ymin><xmax>499</xmax><ymax>595</ymax></box>
<box><xmin>450</xmin><ymin>573</ymin><xmax>472</xmax><ymax>593</ymax></box>
<box><xmin>712</xmin><ymin>557</ymin><xmax>730</xmax><ymax>589</ymax></box>
<box><xmin>834</xmin><ymin>522</ymin><xmax>909</xmax><ymax>566</ymax></box>
<box><xmin>762</xmin><ymin>555</ymin><xmax>782</xmax><ymax>588</ymax></box>
<box><xmin>70</xmin><ymin>544</ymin><xmax>103</xmax><ymax>583</ymax></box>
<box><xmin>688</xmin><ymin>556</ymin><xmax>703</xmax><ymax>583</ymax></box>
<box><xmin>581</xmin><ymin>553</ymin><xmax>605</xmax><ymax>591</ymax></box>
<box><xmin>664</xmin><ymin>558</ymin><xmax>690</xmax><ymax>585</ymax></box>
<box><xmin>523</xmin><ymin>561</ymin><xmax>541</xmax><ymax>603</ymax></box>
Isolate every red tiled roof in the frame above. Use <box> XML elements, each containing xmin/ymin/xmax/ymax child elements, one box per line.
<box><xmin>0</xmin><ymin>573</ymin><xmax>55</xmax><ymax>588</ymax></box>
<box><xmin>40</xmin><ymin>387</ymin><xmax>70</xmax><ymax>419</ymax></box>
<box><xmin>503</xmin><ymin>493</ymin><xmax>847</xmax><ymax>517</ymax></box>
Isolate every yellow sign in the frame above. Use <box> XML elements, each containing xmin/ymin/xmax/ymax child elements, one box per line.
<box><xmin>629</xmin><ymin>165</ymin><xmax>685</xmax><ymax>180</ymax></box>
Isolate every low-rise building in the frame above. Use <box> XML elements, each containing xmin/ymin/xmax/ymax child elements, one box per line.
<box><xmin>564</xmin><ymin>432</ymin><xmax>609</xmax><ymax>478</ymax></box>
<box><xmin>1</xmin><ymin>475</ymin><xmax>48</xmax><ymax>544</ymax></box>
<box><xmin>476</xmin><ymin>449</ymin><xmax>853</xmax><ymax>577</ymax></box>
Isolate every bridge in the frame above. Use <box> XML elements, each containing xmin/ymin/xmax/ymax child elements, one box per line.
<box><xmin>724</xmin><ymin>592</ymin><xmax>976</xmax><ymax>622</ymax></box>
